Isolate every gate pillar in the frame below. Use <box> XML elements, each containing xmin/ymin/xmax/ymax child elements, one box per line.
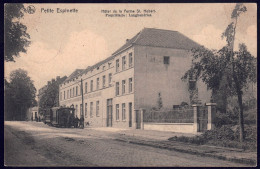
<box><xmin>206</xmin><ymin>103</ymin><xmax>217</xmax><ymax>130</ymax></box>
<box><xmin>192</xmin><ymin>104</ymin><xmax>199</xmax><ymax>133</ymax></box>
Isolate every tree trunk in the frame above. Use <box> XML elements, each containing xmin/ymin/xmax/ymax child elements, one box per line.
<box><xmin>237</xmin><ymin>89</ymin><xmax>245</xmax><ymax>142</ymax></box>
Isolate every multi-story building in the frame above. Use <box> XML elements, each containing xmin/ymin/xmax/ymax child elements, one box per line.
<box><xmin>59</xmin><ymin>28</ymin><xmax>211</xmax><ymax>128</ymax></box>
<box><xmin>38</xmin><ymin>75</ymin><xmax>67</xmax><ymax>112</ymax></box>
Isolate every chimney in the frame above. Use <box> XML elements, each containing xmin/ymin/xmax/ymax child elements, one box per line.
<box><xmin>56</xmin><ymin>76</ymin><xmax>60</xmax><ymax>80</ymax></box>
<box><xmin>126</xmin><ymin>39</ymin><xmax>129</xmax><ymax>43</ymax></box>
<box><xmin>48</xmin><ymin>81</ymin><xmax>51</xmax><ymax>85</ymax></box>
<box><xmin>51</xmin><ymin>78</ymin><xmax>55</xmax><ymax>83</ymax></box>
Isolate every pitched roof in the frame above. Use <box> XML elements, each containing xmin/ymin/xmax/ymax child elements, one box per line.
<box><xmin>112</xmin><ymin>28</ymin><xmax>201</xmax><ymax>55</ymax></box>
<box><xmin>64</xmin><ymin>28</ymin><xmax>201</xmax><ymax>83</ymax></box>
<box><xmin>64</xmin><ymin>69</ymin><xmax>84</xmax><ymax>83</ymax></box>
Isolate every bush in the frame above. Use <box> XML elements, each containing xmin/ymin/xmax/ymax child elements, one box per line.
<box><xmin>244</xmin><ymin>108</ymin><xmax>257</xmax><ymax>125</ymax></box>
<box><xmin>168</xmin><ymin>125</ymin><xmax>257</xmax><ymax>151</ymax></box>
<box><xmin>214</xmin><ymin>110</ymin><xmax>238</xmax><ymax>128</ymax></box>
<box><xmin>203</xmin><ymin>125</ymin><xmax>236</xmax><ymax>141</ymax></box>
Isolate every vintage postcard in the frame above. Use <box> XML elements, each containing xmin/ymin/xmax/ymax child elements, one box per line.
<box><xmin>4</xmin><ymin>3</ymin><xmax>257</xmax><ymax>167</ymax></box>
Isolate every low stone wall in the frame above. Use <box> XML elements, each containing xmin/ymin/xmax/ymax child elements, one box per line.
<box><xmin>144</xmin><ymin>123</ymin><xmax>194</xmax><ymax>133</ymax></box>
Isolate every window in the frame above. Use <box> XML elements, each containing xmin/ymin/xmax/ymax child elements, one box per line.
<box><xmin>102</xmin><ymin>75</ymin><xmax>106</xmax><ymax>88</ymax></box>
<box><xmin>122</xmin><ymin>80</ymin><xmax>126</xmax><ymax>94</ymax></box>
<box><xmin>109</xmin><ymin>73</ymin><xmax>112</xmax><ymax>86</ymax></box>
<box><xmin>122</xmin><ymin>56</ymin><xmax>126</xmax><ymax>70</ymax></box>
<box><xmin>116</xmin><ymin>82</ymin><xmax>119</xmax><ymax>96</ymax></box>
<box><xmin>164</xmin><ymin>56</ymin><xmax>170</xmax><ymax>64</ymax></box>
<box><xmin>96</xmin><ymin>101</ymin><xmax>99</xmax><ymax>116</ymax></box>
<box><xmin>67</xmin><ymin>90</ymin><xmax>69</xmax><ymax>99</ymax></box>
<box><xmin>116</xmin><ymin>59</ymin><xmax>119</xmax><ymax>72</ymax></box>
<box><xmin>116</xmin><ymin>104</ymin><xmax>119</xmax><ymax>120</ymax></box>
<box><xmin>129</xmin><ymin>78</ymin><xmax>133</xmax><ymax>93</ymax></box>
<box><xmin>85</xmin><ymin>103</ymin><xmax>87</xmax><ymax>117</ymax></box>
<box><xmin>129</xmin><ymin>52</ymin><xmax>133</xmax><ymax>67</ymax></box>
<box><xmin>76</xmin><ymin>86</ymin><xmax>78</xmax><ymax>96</ymax></box>
<box><xmin>80</xmin><ymin>104</ymin><xmax>82</xmax><ymax>115</ymax></box>
<box><xmin>85</xmin><ymin>82</ymin><xmax>88</xmax><ymax>93</ymax></box>
<box><xmin>73</xmin><ymin>88</ymin><xmax>75</xmax><ymax>97</ymax></box>
<box><xmin>64</xmin><ymin>91</ymin><xmax>65</xmax><ymax>100</ymax></box>
<box><xmin>70</xmin><ymin>89</ymin><xmax>72</xmax><ymax>98</ymax></box>
<box><xmin>122</xmin><ymin>103</ymin><xmax>126</xmax><ymax>120</ymax></box>
<box><xmin>97</xmin><ymin>78</ymin><xmax>100</xmax><ymax>90</ymax></box>
<box><xmin>75</xmin><ymin>105</ymin><xmax>78</xmax><ymax>116</ymax></box>
<box><xmin>79</xmin><ymin>85</ymin><xmax>82</xmax><ymax>95</ymax></box>
<box><xmin>90</xmin><ymin>102</ymin><xmax>93</xmax><ymax>117</ymax></box>
<box><xmin>91</xmin><ymin>80</ymin><xmax>93</xmax><ymax>92</ymax></box>
<box><xmin>108</xmin><ymin>62</ymin><xmax>111</xmax><ymax>68</ymax></box>
<box><xmin>60</xmin><ymin>92</ymin><xmax>62</xmax><ymax>101</ymax></box>
<box><xmin>103</xmin><ymin>65</ymin><xmax>105</xmax><ymax>70</ymax></box>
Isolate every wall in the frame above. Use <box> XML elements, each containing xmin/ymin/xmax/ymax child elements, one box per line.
<box><xmin>112</xmin><ymin>47</ymin><xmax>135</xmax><ymax>128</ymax></box>
<box><xmin>60</xmin><ymin>57</ymin><xmax>115</xmax><ymax>127</ymax></box>
<box><xmin>134</xmin><ymin>45</ymin><xmax>211</xmax><ymax>110</ymax></box>
<box><xmin>59</xmin><ymin>46</ymin><xmax>136</xmax><ymax>129</ymax></box>
<box><xmin>144</xmin><ymin>123</ymin><xmax>194</xmax><ymax>133</ymax></box>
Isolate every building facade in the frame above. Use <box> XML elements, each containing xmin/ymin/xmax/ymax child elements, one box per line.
<box><xmin>37</xmin><ymin>76</ymin><xmax>67</xmax><ymax>114</ymax></box>
<box><xmin>59</xmin><ymin>28</ymin><xmax>211</xmax><ymax>128</ymax></box>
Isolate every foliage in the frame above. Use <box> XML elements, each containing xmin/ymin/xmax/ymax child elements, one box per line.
<box><xmin>182</xmin><ymin>3</ymin><xmax>256</xmax><ymax>142</ymax></box>
<box><xmin>4</xmin><ymin>3</ymin><xmax>30</xmax><ymax>62</ymax></box>
<box><xmin>4</xmin><ymin>69</ymin><xmax>37</xmax><ymax>120</ymax></box>
<box><xmin>39</xmin><ymin>81</ymin><xmax>60</xmax><ymax>111</ymax></box>
<box><xmin>214</xmin><ymin>110</ymin><xmax>238</xmax><ymax>128</ymax></box>
<box><xmin>169</xmin><ymin>124</ymin><xmax>257</xmax><ymax>151</ymax></box>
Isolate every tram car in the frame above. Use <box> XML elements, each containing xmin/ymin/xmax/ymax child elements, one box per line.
<box><xmin>43</xmin><ymin>107</ymin><xmax>75</xmax><ymax>128</ymax></box>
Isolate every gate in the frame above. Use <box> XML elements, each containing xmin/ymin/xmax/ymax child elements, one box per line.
<box><xmin>198</xmin><ymin>106</ymin><xmax>208</xmax><ymax>132</ymax></box>
<box><xmin>136</xmin><ymin>110</ymin><xmax>141</xmax><ymax>129</ymax></box>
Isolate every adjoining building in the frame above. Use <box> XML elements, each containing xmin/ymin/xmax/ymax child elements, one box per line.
<box><xmin>37</xmin><ymin>75</ymin><xmax>67</xmax><ymax>119</ymax></box>
<box><xmin>59</xmin><ymin>28</ymin><xmax>211</xmax><ymax>129</ymax></box>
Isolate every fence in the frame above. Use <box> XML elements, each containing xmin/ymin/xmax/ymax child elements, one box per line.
<box><xmin>143</xmin><ymin>107</ymin><xmax>194</xmax><ymax>123</ymax></box>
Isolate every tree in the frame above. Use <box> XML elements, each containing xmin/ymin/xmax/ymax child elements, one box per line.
<box><xmin>182</xmin><ymin>3</ymin><xmax>256</xmax><ymax>142</ymax></box>
<box><xmin>39</xmin><ymin>80</ymin><xmax>59</xmax><ymax>111</ymax></box>
<box><xmin>4</xmin><ymin>3</ymin><xmax>30</xmax><ymax>62</ymax></box>
<box><xmin>5</xmin><ymin>69</ymin><xmax>37</xmax><ymax>120</ymax></box>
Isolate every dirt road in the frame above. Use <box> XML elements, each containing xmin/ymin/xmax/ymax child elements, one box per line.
<box><xmin>4</xmin><ymin>121</ymin><xmax>248</xmax><ymax>167</ymax></box>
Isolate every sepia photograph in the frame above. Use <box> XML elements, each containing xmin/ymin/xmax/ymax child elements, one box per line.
<box><xmin>4</xmin><ymin>3</ymin><xmax>257</xmax><ymax>167</ymax></box>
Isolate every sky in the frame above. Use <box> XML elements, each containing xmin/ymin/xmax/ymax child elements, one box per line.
<box><xmin>4</xmin><ymin>3</ymin><xmax>257</xmax><ymax>96</ymax></box>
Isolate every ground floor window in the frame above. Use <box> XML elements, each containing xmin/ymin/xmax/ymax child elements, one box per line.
<box><xmin>80</xmin><ymin>104</ymin><xmax>82</xmax><ymax>116</ymax></box>
<box><xmin>75</xmin><ymin>105</ymin><xmax>78</xmax><ymax>117</ymax></box>
<box><xmin>96</xmin><ymin>101</ymin><xmax>99</xmax><ymax>117</ymax></box>
<box><xmin>90</xmin><ymin>102</ymin><xmax>93</xmax><ymax>117</ymax></box>
<box><xmin>122</xmin><ymin>103</ymin><xmax>126</xmax><ymax>120</ymax></box>
<box><xmin>85</xmin><ymin>103</ymin><xmax>87</xmax><ymax>117</ymax></box>
<box><xmin>116</xmin><ymin>104</ymin><xmax>119</xmax><ymax>120</ymax></box>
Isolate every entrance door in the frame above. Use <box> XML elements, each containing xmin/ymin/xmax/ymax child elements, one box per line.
<box><xmin>129</xmin><ymin>103</ymin><xmax>132</xmax><ymax>127</ymax></box>
<box><xmin>136</xmin><ymin>110</ymin><xmax>141</xmax><ymax>129</ymax></box>
<box><xmin>107</xmin><ymin>99</ymin><xmax>113</xmax><ymax>127</ymax></box>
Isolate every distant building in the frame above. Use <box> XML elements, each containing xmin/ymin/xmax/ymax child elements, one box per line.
<box><xmin>38</xmin><ymin>76</ymin><xmax>67</xmax><ymax>112</ymax></box>
<box><xmin>59</xmin><ymin>28</ymin><xmax>211</xmax><ymax>128</ymax></box>
<box><xmin>26</xmin><ymin>107</ymin><xmax>39</xmax><ymax>121</ymax></box>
